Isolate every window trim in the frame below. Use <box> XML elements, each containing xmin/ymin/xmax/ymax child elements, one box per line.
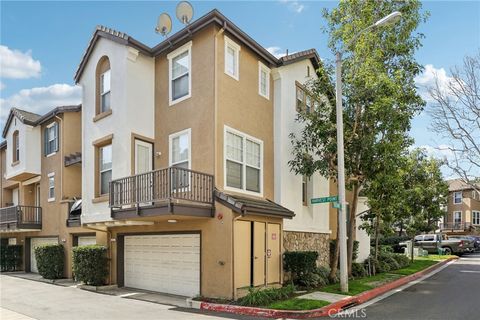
<box><xmin>168</xmin><ymin>128</ymin><xmax>192</xmax><ymax>170</ymax></box>
<box><xmin>168</xmin><ymin>41</ymin><xmax>192</xmax><ymax>106</ymax></box>
<box><xmin>295</xmin><ymin>81</ymin><xmax>319</xmax><ymax>113</ymax></box>
<box><xmin>258</xmin><ymin>62</ymin><xmax>270</xmax><ymax>99</ymax></box>
<box><xmin>223</xmin><ymin>125</ymin><xmax>263</xmax><ymax>197</ymax></box>
<box><xmin>473</xmin><ymin>211</ymin><xmax>480</xmax><ymax>225</ymax></box>
<box><xmin>453</xmin><ymin>191</ymin><xmax>462</xmax><ymax>204</ymax></box>
<box><xmin>47</xmin><ymin>172</ymin><xmax>55</xmax><ymax>202</ymax></box>
<box><xmin>45</xmin><ymin>122</ymin><xmax>59</xmax><ymax>157</ymax></box>
<box><xmin>224</xmin><ymin>36</ymin><xmax>240</xmax><ymax>81</ymax></box>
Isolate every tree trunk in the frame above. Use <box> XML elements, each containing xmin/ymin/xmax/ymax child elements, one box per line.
<box><xmin>347</xmin><ymin>181</ymin><xmax>360</xmax><ymax>276</ymax></box>
<box><xmin>329</xmin><ymin>223</ymin><xmax>340</xmax><ymax>281</ymax></box>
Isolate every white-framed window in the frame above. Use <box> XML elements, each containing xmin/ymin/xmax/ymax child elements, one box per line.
<box><xmin>453</xmin><ymin>191</ymin><xmax>462</xmax><ymax>204</ymax></box>
<box><xmin>473</xmin><ymin>211</ymin><xmax>480</xmax><ymax>225</ymax></box>
<box><xmin>99</xmin><ymin>144</ymin><xmax>112</xmax><ymax>195</ymax></box>
<box><xmin>302</xmin><ymin>175</ymin><xmax>308</xmax><ymax>206</ymax></box>
<box><xmin>472</xmin><ymin>190</ymin><xmax>479</xmax><ymax>200</ymax></box>
<box><xmin>258</xmin><ymin>62</ymin><xmax>270</xmax><ymax>99</ymax></box>
<box><xmin>13</xmin><ymin>130</ymin><xmax>19</xmax><ymax>162</ymax></box>
<box><xmin>224</xmin><ymin>126</ymin><xmax>263</xmax><ymax>195</ymax></box>
<box><xmin>48</xmin><ymin>172</ymin><xmax>55</xmax><ymax>202</ymax></box>
<box><xmin>224</xmin><ymin>36</ymin><xmax>240</xmax><ymax>80</ymax></box>
<box><xmin>454</xmin><ymin>211</ymin><xmax>462</xmax><ymax>224</ymax></box>
<box><xmin>169</xmin><ymin>129</ymin><xmax>191</xmax><ymax>190</ymax></box>
<box><xmin>168</xmin><ymin>41</ymin><xmax>192</xmax><ymax>106</ymax></box>
<box><xmin>100</xmin><ymin>69</ymin><xmax>111</xmax><ymax>113</ymax></box>
<box><xmin>44</xmin><ymin>122</ymin><xmax>59</xmax><ymax>156</ymax></box>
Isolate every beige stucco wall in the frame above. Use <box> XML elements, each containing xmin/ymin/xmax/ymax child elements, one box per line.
<box><xmin>446</xmin><ymin>190</ymin><xmax>480</xmax><ymax>224</ymax></box>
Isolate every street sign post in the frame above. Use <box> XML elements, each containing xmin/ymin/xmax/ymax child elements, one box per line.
<box><xmin>311</xmin><ymin>196</ymin><xmax>339</xmax><ymax>204</ymax></box>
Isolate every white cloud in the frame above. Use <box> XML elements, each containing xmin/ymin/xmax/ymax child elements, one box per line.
<box><xmin>417</xmin><ymin>144</ymin><xmax>455</xmax><ymax>160</ymax></box>
<box><xmin>0</xmin><ymin>45</ymin><xmax>42</xmax><ymax>79</ymax></box>
<box><xmin>266</xmin><ymin>46</ymin><xmax>297</xmax><ymax>59</ymax></box>
<box><xmin>279</xmin><ymin>0</ymin><xmax>305</xmax><ymax>13</ymax></box>
<box><xmin>0</xmin><ymin>82</ymin><xmax>4</xmax><ymax>91</ymax></box>
<box><xmin>415</xmin><ymin>64</ymin><xmax>453</xmax><ymax>103</ymax></box>
<box><xmin>0</xmin><ymin>84</ymin><xmax>82</xmax><ymax>129</ymax></box>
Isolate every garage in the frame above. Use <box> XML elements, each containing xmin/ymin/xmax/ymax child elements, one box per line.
<box><xmin>123</xmin><ymin>234</ymin><xmax>200</xmax><ymax>297</ymax></box>
<box><xmin>30</xmin><ymin>237</ymin><xmax>58</xmax><ymax>273</ymax></box>
<box><xmin>77</xmin><ymin>236</ymin><xmax>96</xmax><ymax>246</ymax></box>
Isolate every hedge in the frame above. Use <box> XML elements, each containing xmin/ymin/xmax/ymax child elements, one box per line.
<box><xmin>34</xmin><ymin>244</ymin><xmax>65</xmax><ymax>279</ymax></box>
<box><xmin>0</xmin><ymin>245</ymin><xmax>23</xmax><ymax>271</ymax></box>
<box><xmin>72</xmin><ymin>245</ymin><xmax>108</xmax><ymax>286</ymax></box>
<box><xmin>284</xmin><ymin>251</ymin><xmax>318</xmax><ymax>285</ymax></box>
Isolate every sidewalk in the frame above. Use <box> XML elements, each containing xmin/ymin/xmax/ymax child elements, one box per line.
<box><xmin>0</xmin><ymin>308</ymin><xmax>36</xmax><ymax>320</ymax></box>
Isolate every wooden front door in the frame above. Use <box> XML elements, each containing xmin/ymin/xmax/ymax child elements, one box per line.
<box><xmin>253</xmin><ymin>222</ymin><xmax>266</xmax><ymax>286</ymax></box>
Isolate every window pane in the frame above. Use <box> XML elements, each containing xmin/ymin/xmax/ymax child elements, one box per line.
<box><xmin>100</xmin><ymin>145</ymin><xmax>112</xmax><ymax>171</ymax></box>
<box><xmin>306</xmin><ymin>96</ymin><xmax>312</xmax><ymax>113</ymax></box>
<box><xmin>226</xmin><ymin>132</ymin><xmax>243</xmax><ymax>162</ymax></box>
<box><xmin>296</xmin><ymin>87</ymin><xmax>304</xmax><ymax>111</ymax></box>
<box><xmin>226</xmin><ymin>46</ymin><xmax>236</xmax><ymax>76</ymax></box>
<box><xmin>101</xmin><ymin>170</ymin><xmax>112</xmax><ymax>195</ymax></box>
<box><xmin>172</xmin><ymin>74</ymin><xmax>189</xmax><ymax>100</ymax></box>
<box><xmin>48</xmin><ymin>140</ymin><xmax>55</xmax><ymax>154</ymax></box>
<box><xmin>101</xmin><ymin>91</ymin><xmax>111</xmax><ymax>112</ymax></box>
<box><xmin>246</xmin><ymin>140</ymin><xmax>260</xmax><ymax>168</ymax></box>
<box><xmin>172</xmin><ymin>51</ymin><xmax>189</xmax><ymax>79</ymax></box>
<box><xmin>172</xmin><ymin>133</ymin><xmax>189</xmax><ymax>164</ymax></box>
<box><xmin>101</xmin><ymin>70</ymin><xmax>111</xmax><ymax>94</ymax></box>
<box><xmin>226</xmin><ymin>160</ymin><xmax>242</xmax><ymax>189</ymax></box>
<box><xmin>260</xmin><ymin>70</ymin><xmax>267</xmax><ymax>95</ymax></box>
<box><xmin>246</xmin><ymin>166</ymin><xmax>260</xmax><ymax>192</ymax></box>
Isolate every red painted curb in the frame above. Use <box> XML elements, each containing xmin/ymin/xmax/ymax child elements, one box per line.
<box><xmin>199</xmin><ymin>257</ymin><xmax>457</xmax><ymax>319</ymax></box>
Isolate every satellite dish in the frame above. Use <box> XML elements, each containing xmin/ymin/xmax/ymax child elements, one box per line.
<box><xmin>176</xmin><ymin>1</ymin><xmax>194</xmax><ymax>25</ymax></box>
<box><xmin>155</xmin><ymin>13</ymin><xmax>172</xmax><ymax>36</ymax></box>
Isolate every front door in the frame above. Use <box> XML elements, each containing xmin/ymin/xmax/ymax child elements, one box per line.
<box><xmin>135</xmin><ymin>139</ymin><xmax>153</xmax><ymax>204</ymax></box>
<box><xmin>253</xmin><ymin>222</ymin><xmax>266</xmax><ymax>286</ymax></box>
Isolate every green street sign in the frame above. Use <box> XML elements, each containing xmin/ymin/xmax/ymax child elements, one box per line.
<box><xmin>333</xmin><ymin>202</ymin><xmax>341</xmax><ymax>209</ymax></box>
<box><xmin>311</xmin><ymin>196</ymin><xmax>339</xmax><ymax>204</ymax></box>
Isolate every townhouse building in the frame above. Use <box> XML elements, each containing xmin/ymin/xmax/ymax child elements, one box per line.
<box><xmin>0</xmin><ymin>105</ymin><xmax>95</xmax><ymax>277</ymax></box>
<box><xmin>441</xmin><ymin>179</ymin><xmax>480</xmax><ymax>235</ymax></box>
<box><xmin>74</xmin><ymin>9</ymin><xmax>338</xmax><ymax>299</ymax></box>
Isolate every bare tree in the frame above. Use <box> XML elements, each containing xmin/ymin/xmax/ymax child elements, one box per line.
<box><xmin>428</xmin><ymin>51</ymin><xmax>480</xmax><ymax>190</ymax></box>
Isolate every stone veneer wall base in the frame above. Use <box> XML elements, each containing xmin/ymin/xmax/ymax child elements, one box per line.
<box><xmin>283</xmin><ymin>231</ymin><xmax>330</xmax><ymax>267</ymax></box>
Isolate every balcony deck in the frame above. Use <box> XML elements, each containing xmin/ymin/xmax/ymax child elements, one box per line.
<box><xmin>440</xmin><ymin>222</ymin><xmax>474</xmax><ymax>233</ymax></box>
<box><xmin>0</xmin><ymin>205</ymin><xmax>42</xmax><ymax>232</ymax></box>
<box><xmin>109</xmin><ymin>167</ymin><xmax>215</xmax><ymax>219</ymax></box>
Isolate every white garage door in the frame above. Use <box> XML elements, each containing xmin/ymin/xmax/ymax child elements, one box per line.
<box><xmin>124</xmin><ymin>234</ymin><xmax>200</xmax><ymax>297</ymax></box>
<box><xmin>30</xmin><ymin>237</ymin><xmax>58</xmax><ymax>273</ymax></box>
<box><xmin>78</xmin><ymin>236</ymin><xmax>96</xmax><ymax>246</ymax></box>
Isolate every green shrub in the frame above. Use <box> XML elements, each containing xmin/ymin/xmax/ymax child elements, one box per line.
<box><xmin>72</xmin><ymin>245</ymin><xmax>108</xmax><ymax>286</ymax></box>
<box><xmin>330</xmin><ymin>240</ymin><xmax>360</xmax><ymax>264</ymax></box>
<box><xmin>351</xmin><ymin>262</ymin><xmax>367</xmax><ymax>278</ymax></box>
<box><xmin>0</xmin><ymin>244</ymin><xmax>23</xmax><ymax>271</ymax></box>
<box><xmin>392</xmin><ymin>254</ymin><xmax>411</xmax><ymax>269</ymax></box>
<box><xmin>284</xmin><ymin>251</ymin><xmax>318</xmax><ymax>285</ymax></box>
<box><xmin>240</xmin><ymin>284</ymin><xmax>295</xmax><ymax>306</ymax></box>
<box><xmin>34</xmin><ymin>244</ymin><xmax>64</xmax><ymax>279</ymax></box>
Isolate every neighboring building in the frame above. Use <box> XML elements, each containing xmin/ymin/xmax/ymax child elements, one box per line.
<box><xmin>442</xmin><ymin>179</ymin><xmax>480</xmax><ymax>235</ymax></box>
<box><xmin>0</xmin><ymin>106</ymin><xmax>96</xmax><ymax>277</ymax></box>
<box><xmin>74</xmin><ymin>10</ymin><xmax>306</xmax><ymax>300</ymax></box>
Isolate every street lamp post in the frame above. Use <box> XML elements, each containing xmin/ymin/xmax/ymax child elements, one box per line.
<box><xmin>335</xmin><ymin>11</ymin><xmax>402</xmax><ymax>293</ymax></box>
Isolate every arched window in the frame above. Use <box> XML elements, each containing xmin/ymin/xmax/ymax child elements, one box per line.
<box><xmin>12</xmin><ymin>130</ymin><xmax>19</xmax><ymax>162</ymax></box>
<box><xmin>96</xmin><ymin>56</ymin><xmax>111</xmax><ymax>115</ymax></box>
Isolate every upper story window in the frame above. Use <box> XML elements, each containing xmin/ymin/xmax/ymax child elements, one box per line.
<box><xmin>12</xmin><ymin>130</ymin><xmax>19</xmax><ymax>163</ymax></box>
<box><xmin>225</xmin><ymin>36</ymin><xmax>240</xmax><ymax>80</ymax></box>
<box><xmin>302</xmin><ymin>175</ymin><xmax>308</xmax><ymax>206</ymax></box>
<box><xmin>44</xmin><ymin>122</ymin><xmax>59</xmax><ymax>156</ymax></box>
<box><xmin>473</xmin><ymin>211</ymin><xmax>480</xmax><ymax>225</ymax></box>
<box><xmin>169</xmin><ymin>129</ymin><xmax>191</xmax><ymax>169</ymax></box>
<box><xmin>296</xmin><ymin>81</ymin><xmax>319</xmax><ymax>113</ymax></box>
<box><xmin>225</xmin><ymin>127</ymin><xmax>263</xmax><ymax>195</ymax></box>
<box><xmin>99</xmin><ymin>144</ymin><xmax>112</xmax><ymax>196</ymax></box>
<box><xmin>454</xmin><ymin>211</ymin><xmax>462</xmax><ymax>223</ymax></box>
<box><xmin>96</xmin><ymin>56</ymin><xmax>111</xmax><ymax>117</ymax></box>
<box><xmin>48</xmin><ymin>172</ymin><xmax>55</xmax><ymax>202</ymax></box>
<box><xmin>453</xmin><ymin>191</ymin><xmax>462</xmax><ymax>204</ymax></box>
<box><xmin>168</xmin><ymin>42</ymin><xmax>192</xmax><ymax>105</ymax></box>
<box><xmin>258</xmin><ymin>62</ymin><xmax>270</xmax><ymax>99</ymax></box>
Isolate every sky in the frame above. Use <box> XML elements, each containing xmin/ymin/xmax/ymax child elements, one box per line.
<box><xmin>1</xmin><ymin>0</ymin><xmax>479</xmax><ymax>176</ymax></box>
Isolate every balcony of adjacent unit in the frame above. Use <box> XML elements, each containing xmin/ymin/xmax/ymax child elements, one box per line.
<box><xmin>109</xmin><ymin>166</ymin><xmax>215</xmax><ymax>219</ymax></box>
<box><xmin>439</xmin><ymin>222</ymin><xmax>473</xmax><ymax>233</ymax></box>
<box><xmin>0</xmin><ymin>205</ymin><xmax>42</xmax><ymax>232</ymax></box>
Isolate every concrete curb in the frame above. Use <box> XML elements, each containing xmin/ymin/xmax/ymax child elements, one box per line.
<box><xmin>199</xmin><ymin>257</ymin><xmax>457</xmax><ymax>319</ymax></box>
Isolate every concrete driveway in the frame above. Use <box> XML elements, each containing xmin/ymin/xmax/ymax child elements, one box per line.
<box><xmin>0</xmin><ymin>275</ymin><xmax>259</xmax><ymax>320</ymax></box>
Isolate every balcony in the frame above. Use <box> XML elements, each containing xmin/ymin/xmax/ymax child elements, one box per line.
<box><xmin>0</xmin><ymin>205</ymin><xmax>42</xmax><ymax>232</ymax></box>
<box><xmin>440</xmin><ymin>222</ymin><xmax>473</xmax><ymax>232</ymax></box>
<box><xmin>109</xmin><ymin>166</ymin><xmax>215</xmax><ymax>219</ymax></box>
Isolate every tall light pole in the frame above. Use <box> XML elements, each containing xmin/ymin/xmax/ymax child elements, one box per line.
<box><xmin>336</xmin><ymin>11</ymin><xmax>402</xmax><ymax>293</ymax></box>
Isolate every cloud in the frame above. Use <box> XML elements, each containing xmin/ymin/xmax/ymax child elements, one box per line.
<box><xmin>279</xmin><ymin>0</ymin><xmax>305</xmax><ymax>13</ymax></box>
<box><xmin>417</xmin><ymin>144</ymin><xmax>455</xmax><ymax>160</ymax></box>
<box><xmin>266</xmin><ymin>46</ymin><xmax>297</xmax><ymax>59</ymax></box>
<box><xmin>0</xmin><ymin>84</ymin><xmax>82</xmax><ymax>130</ymax></box>
<box><xmin>415</xmin><ymin>64</ymin><xmax>453</xmax><ymax>103</ymax></box>
<box><xmin>0</xmin><ymin>45</ymin><xmax>42</xmax><ymax>79</ymax></box>
<box><xmin>0</xmin><ymin>82</ymin><xmax>4</xmax><ymax>91</ymax></box>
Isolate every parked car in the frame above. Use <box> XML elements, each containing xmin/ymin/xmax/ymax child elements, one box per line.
<box><xmin>448</xmin><ymin>235</ymin><xmax>476</xmax><ymax>253</ymax></box>
<box><xmin>469</xmin><ymin>235</ymin><xmax>480</xmax><ymax>252</ymax></box>
<box><xmin>399</xmin><ymin>234</ymin><xmax>468</xmax><ymax>255</ymax></box>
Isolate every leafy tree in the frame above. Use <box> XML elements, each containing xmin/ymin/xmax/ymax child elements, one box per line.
<box><xmin>427</xmin><ymin>51</ymin><xmax>480</xmax><ymax>190</ymax></box>
<box><xmin>289</xmin><ymin>0</ymin><xmax>427</xmax><ymax>276</ymax></box>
